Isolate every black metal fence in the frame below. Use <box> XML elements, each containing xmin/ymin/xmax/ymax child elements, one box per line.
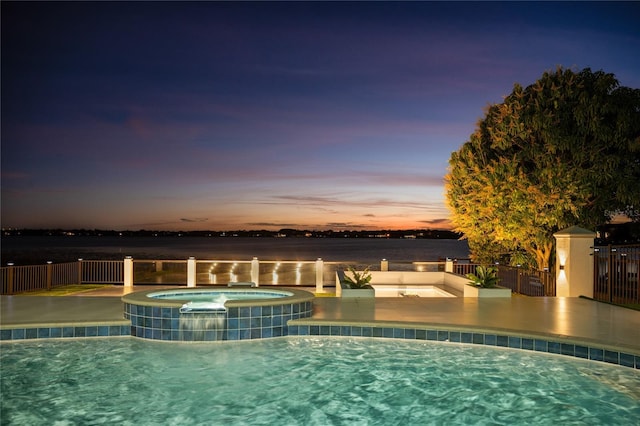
<box><xmin>453</xmin><ymin>261</ymin><xmax>555</xmax><ymax>296</ymax></box>
<box><xmin>593</xmin><ymin>244</ymin><xmax>640</xmax><ymax>304</ymax></box>
<box><xmin>496</xmin><ymin>266</ymin><xmax>555</xmax><ymax>297</ymax></box>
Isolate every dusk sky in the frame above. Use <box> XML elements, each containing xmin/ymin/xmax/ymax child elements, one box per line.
<box><xmin>2</xmin><ymin>2</ymin><xmax>639</xmax><ymax>232</ymax></box>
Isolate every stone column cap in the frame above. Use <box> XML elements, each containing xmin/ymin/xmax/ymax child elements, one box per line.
<box><xmin>553</xmin><ymin>225</ymin><xmax>596</xmax><ymax>238</ymax></box>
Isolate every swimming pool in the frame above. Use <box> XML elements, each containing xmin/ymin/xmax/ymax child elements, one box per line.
<box><xmin>1</xmin><ymin>337</ymin><xmax>638</xmax><ymax>424</ymax></box>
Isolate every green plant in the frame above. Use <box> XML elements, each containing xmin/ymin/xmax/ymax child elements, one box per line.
<box><xmin>508</xmin><ymin>251</ymin><xmax>537</xmax><ymax>270</ymax></box>
<box><xmin>341</xmin><ymin>266</ymin><xmax>372</xmax><ymax>289</ymax></box>
<box><xmin>466</xmin><ymin>266</ymin><xmax>500</xmax><ymax>288</ymax></box>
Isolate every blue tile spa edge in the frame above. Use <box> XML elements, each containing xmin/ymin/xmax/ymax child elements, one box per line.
<box><xmin>119</xmin><ymin>287</ymin><xmax>316</xmax><ymax>342</ymax></box>
<box><xmin>124</xmin><ymin>300</ymin><xmax>314</xmax><ymax>341</ymax></box>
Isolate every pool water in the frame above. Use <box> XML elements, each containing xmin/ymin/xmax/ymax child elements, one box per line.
<box><xmin>1</xmin><ymin>338</ymin><xmax>638</xmax><ymax>425</ymax></box>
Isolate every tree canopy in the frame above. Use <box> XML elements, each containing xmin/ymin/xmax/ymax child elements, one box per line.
<box><xmin>445</xmin><ymin>67</ymin><xmax>640</xmax><ymax>270</ymax></box>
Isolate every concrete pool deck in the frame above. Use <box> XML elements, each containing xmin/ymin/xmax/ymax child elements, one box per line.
<box><xmin>1</xmin><ymin>285</ymin><xmax>639</xmax><ymax>355</ymax></box>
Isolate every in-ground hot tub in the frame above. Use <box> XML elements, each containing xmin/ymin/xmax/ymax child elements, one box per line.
<box><xmin>122</xmin><ymin>288</ymin><xmax>314</xmax><ymax>342</ymax></box>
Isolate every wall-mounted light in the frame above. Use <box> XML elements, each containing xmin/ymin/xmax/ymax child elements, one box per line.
<box><xmin>559</xmin><ymin>265</ymin><xmax>565</xmax><ymax>270</ymax></box>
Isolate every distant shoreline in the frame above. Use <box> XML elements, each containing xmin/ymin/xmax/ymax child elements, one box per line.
<box><xmin>1</xmin><ymin>228</ymin><xmax>463</xmax><ymax>240</ymax></box>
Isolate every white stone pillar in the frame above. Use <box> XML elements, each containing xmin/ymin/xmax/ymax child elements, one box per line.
<box><xmin>251</xmin><ymin>257</ymin><xmax>260</xmax><ymax>287</ymax></box>
<box><xmin>6</xmin><ymin>263</ymin><xmax>15</xmax><ymax>294</ymax></box>
<box><xmin>77</xmin><ymin>259</ymin><xmax>83</xmax><ymax>285</ymax></box>
<box><xmin>553</xmin><ymin>226</ymin><xmax>596</xmax><ymax>297</ymax></box>
<box><xmin>380</xmin><ymin>259</ymin><xmax>389</xmax><ymax>271</ymax></box>
<box><xmin>445</xmin><ymin>258</ymin><xmax>454</xmax><ymax>273</ymax></box>
<box><xmin>124</xmin><ymin>256</ymin><xmax>134</xmax><ymax>289</ymax></box>
<box><xmin>187</xmin><ymin>257</ymin><xmax>196</xmax><ymax>288</ymax></box>
<box><xmin>46</xmin><ymin>261</ymin><xmax>53</xmax><ymax>290</ymax></box>
<box><xmin>315</xmin><ymin>258</ymin><xmax>324</xmax><ymax>293</ymax></box>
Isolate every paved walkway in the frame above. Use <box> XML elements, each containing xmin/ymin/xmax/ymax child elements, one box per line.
<box><xmin>1</xmin><ymin>285</ymin><xmax>639</xmax><ymax>354</ymax></box>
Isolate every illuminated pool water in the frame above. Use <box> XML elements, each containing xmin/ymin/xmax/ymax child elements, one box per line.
<box><xmin>1</xmin><ymin>337</ymin><xmax>638</xmax><ymax>425</ymax></box>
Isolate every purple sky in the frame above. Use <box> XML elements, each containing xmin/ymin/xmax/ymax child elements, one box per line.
<box><xmin>2</xmin><ymin>2</ymin><xmax>639</xmax><ymax>231</ymax></box>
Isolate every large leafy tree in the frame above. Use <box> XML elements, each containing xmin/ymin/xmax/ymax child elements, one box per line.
<box><xmin>446</xmin><ymin>68</ymin><xmax>640</xmax><ymax>270</ymax></box>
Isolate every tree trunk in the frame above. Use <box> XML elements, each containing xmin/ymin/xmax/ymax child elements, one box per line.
<box><xmin>531</xmin><ymin>242</ymin><xmax>553</xmax><ymax>271</ymax></box>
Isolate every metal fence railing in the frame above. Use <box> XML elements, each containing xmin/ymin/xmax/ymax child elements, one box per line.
<box><xmin>1</xmin><ymin>257</ymin><xmax>561</xmax><ymax>297</ymax></box>
<box><xmin>81</xmin><ymin>260</ymin><xmax>124</xmax><ymax>284</ymax></box>
<box><xmin>496</xmin><ymin>266</ymin><xmax>556</xmax><ymax>297</ymax></box>
<box><xmin>1</xmin><ymin>262</ymin><xmax>81</xmax><ymax>294</ymax></box>
<box><xmin>0</xmin><ymin>258</ymin><xmax>441</xmax><ymax>294</ymax></box>
<box><xmin>52</xmin><ymin>262</ymin><xmax>80</xmax><ymax>288</ymax></box>
<box><xmin>593</xmin><ymin>244</ymin><xmax>639</xmax><ymax>304</ymax></box>
<box><xmin>452</xmin><ymin>261</ymin><xmax>556</xmax><ymax>297</ymax></box>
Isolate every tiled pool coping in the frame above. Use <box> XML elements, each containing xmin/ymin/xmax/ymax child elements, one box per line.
<box><xmin>1</xmin><ymin>319</ymin><xmax>638</xmax><ymax>370</ymax></box>
<box><xmin>1</xmin><ymin>323</ymin><xmax>131</xmax><ymax>340</ymax></box>
<box><xmin>286</xmin><ymin>321</ymin><xmax>640</xmax><ymax>369</ymax></box>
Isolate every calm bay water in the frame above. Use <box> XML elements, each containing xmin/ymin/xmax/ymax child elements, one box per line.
<box><xmin>1</xmin><ymin>236</ymin><xmax>469</xmax><ymax>266</ymax></box>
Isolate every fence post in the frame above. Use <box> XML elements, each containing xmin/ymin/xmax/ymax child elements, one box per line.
<box><xmin>186</xmin><ymin>257</ymin><xmax>196</xmax><ymax>287</ymax></box>
<box><xmin>635</xmin><ymin>253</ymin><xmax>640</xmax><ymax>304</ymax></box>
<box><xmin>124</xmin><ymin>256</ymin><xmax>134</xmax><ymax>289</ymax></box>
<box><xmin>607</xmin><ymin>245</ymin><xmax>613</xmax><ymax>302</ymax></box>
<box><xmin>251</xmin><ymin>257</ymin><xmax>260</xmax><ymax>286</ymax></box>
<box><xmin>77</xmin><ymin>259</ymin><xmax>83</xmax><ymax>284</ymax></box>
<box><xmin>7</xmin><ymin>263</ymin><xmax>15</xmax><ymax>295</ymax></box>
<box><xmin>381</xmin><ymin>259</ymin><xmax>389</xmax><ymax>271</ymax></box>
<box><xmin>315</xmin><ymin>258</ymin><xmax>324</xmax><ymax>293</ymax></box>
<box><xmin>46</xmin><ymin>261</ymin><xmax>53</xmax><ymax>290</ymax></box>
